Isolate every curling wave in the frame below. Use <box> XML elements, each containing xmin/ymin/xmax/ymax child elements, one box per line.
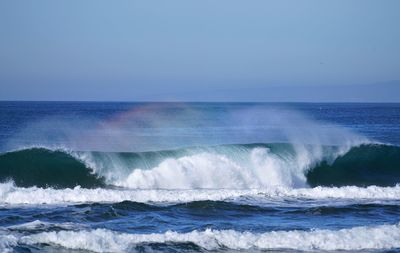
<box><xmin>0</xmin><ymin>143</ymin><xmax>399</xmax><ymax>189</ymax></box>
<box><xmin>0</xmin><ymin>148</ymin><xmax>105</xmax><ymax>188</ymax></box>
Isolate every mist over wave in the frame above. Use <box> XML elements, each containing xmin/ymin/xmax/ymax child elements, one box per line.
<box><xmin>5</xmin><ymin>105</ymin><xmax>368</xmax><ymax>152</ymax></box>
<box><xmin>1</xmin><ymin>106</ymin><xmax>379</xmax><ymax>190</ymax></box>
<box><xmin>3</xmin><ymin>143</ymin><xmax>398</xmax><ymax>190</ymax></box>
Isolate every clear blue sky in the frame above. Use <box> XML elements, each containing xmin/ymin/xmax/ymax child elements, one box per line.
<box><xmin>0</xmin><ymin>0</ymin><xmax>399</xmax><ymax>101</ymax></box>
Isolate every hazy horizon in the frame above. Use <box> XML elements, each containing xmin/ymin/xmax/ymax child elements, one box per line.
<box><xmin>1</xmin><ymin>80</ymin><xmax>399</xmax><ymax>102</ymax></box>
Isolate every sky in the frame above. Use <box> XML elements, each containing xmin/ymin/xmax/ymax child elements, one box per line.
<box><xmin>0</xmin><ymin>0</ymin><xmax>399</xmax><ymax>102</ymax></box>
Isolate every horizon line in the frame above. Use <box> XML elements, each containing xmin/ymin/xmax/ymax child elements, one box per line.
<box><xmin>1</xmin><ymin>100</ymin><xmax>400</xmax><ymax>104</ymax></box>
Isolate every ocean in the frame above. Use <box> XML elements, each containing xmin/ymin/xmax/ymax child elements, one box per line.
<box><xmin>0</xmin><ymin>101</ymin><xmax>400</xmax><ymax>252</ymax></box>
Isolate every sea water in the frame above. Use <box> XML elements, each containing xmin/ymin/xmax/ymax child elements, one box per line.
<box><xmin>0</xmin><ymin>102</ymin><xmax>399</xmax><ymax>252</ymax></box>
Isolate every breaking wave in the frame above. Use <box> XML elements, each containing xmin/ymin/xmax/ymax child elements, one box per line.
<box><xmin>0</xmin><ymin>143</ymin><xmax>399</xmax><ymax>189</ymax></box>
<box><xmin>1</xmin><ymin>182</ymin><xmax>400</xmax><ymax>205</ymax></box>
<box><xmin>2</xmin><ymin>222</ymin><xmax>400</xmax><ymax>252</ymax></box>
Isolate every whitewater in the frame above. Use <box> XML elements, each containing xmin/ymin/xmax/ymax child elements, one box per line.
<box><xmin>1</xmin><ymin>102</ymin><xmax>400</xmax><ymax>252</ymax></box>
<box><xmin>2</xmin><ymin>221</ymin><xmax>400</xmax><ymax>252</ymax></box>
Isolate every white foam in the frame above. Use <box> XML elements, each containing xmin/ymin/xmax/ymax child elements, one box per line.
<box><xmin>1</xmin><ymin>182</ymin><xmax>400</xmax><ymax>205</ymax></box>
<box><xmin>18</xmin><ymin>223</ymin><xmax>400</xmax><ymax>252</ymax></box>
<box><xmin>5</xmin><ymin>139</ymin><xmax>367</xmax><ymax>191</ymax></box>
<box><xmin>0</xmin><ymin>231</ymin><xmax>17</xmax><ymax>253</ymax></box>
<box><xmin>81</xmin><ymin>145</ymin><xmax>351</xmax><ymax>190</ymax></box>
<box><xmin>119</xmin><ymin>153</ymin><xmax>249</xmax><ymax>189</ymax></box>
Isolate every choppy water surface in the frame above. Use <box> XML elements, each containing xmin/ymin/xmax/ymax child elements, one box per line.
<box><xmin>0</xmin><ymin>102</ymin><xmax>399</xmax><ymax>253</ymax></box>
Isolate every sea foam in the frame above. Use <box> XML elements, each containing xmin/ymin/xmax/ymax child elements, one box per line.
<box><xmin>15</xmin><ymin>223</ymin><xmax>400</xmax><ymax>252</ymax></box>
<box><xmin>77</xmin><ymin>144</ymin><xmax>356</xmax><ymax>189</ymax></box>
<box><xmin>1</xmin><ymin>182</ymin><xmax>400</xmax><ymax>205</ymax></box>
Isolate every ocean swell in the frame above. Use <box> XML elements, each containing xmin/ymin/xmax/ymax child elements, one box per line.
<box><xmin>0</xmin><ymin>148</ymin><xmax>105</xmax><ymax>188</ymax></box>
<box><xmin>0</xmin><ymin>143</ymin><xmax>399</xmax><ymax>189</ymax></box>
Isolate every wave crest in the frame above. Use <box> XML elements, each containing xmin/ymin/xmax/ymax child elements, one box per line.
<box><xmin>14</xmin><ymin>224</ymin><xmax>400</xmax><ymax>252</ymax></box>
<box><xmin>1</xmin><ymin>143</ymin><xmax>399</xmax><ymax>189</ymax></box>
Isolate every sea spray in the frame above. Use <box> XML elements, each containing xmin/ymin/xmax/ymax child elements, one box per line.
<box><xmin>5</xmin><ymin>106</ymin><xmax>368</xmax><ymax>152</ymax></box>
<box><xmin>1</xmin><ymin>143</ymin><xmax>400</xmax><ymax>189</ymax></box>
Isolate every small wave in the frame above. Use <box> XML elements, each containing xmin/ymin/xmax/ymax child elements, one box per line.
<box><xmin>0</xmin><ymin>233</ymin><xmax>17</xmax><ymax>253</ymax></box>
<box><xmin>7</xmin><ymin>220</ymin><xmax>81</xmax><ymax>232</ymax></box>
<box><xmin>1</xmin><ymin>182</ymin><xmax>400</xmax><ymax>205</ymax></box>
<box><xmin>14</xmin><ymin>223</ymin><xmax>400</xmax><ymax>252</ymax></box>
<box><xmin>78</xmin><ymin>200</ymin><xmax>400</xmax><ymax>216</ymax></box>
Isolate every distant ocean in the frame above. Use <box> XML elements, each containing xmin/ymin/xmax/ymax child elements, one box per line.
<box><xmin>1</xmin><ymin>102</ymin><xmax>400</xmax><ymax>253</ymax></box>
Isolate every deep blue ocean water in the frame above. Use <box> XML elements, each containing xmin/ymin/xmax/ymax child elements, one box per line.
<box><xmin>0</xmin><ymin>102</ymin><xmax>400</xmax><ymax>252</ymax></box>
